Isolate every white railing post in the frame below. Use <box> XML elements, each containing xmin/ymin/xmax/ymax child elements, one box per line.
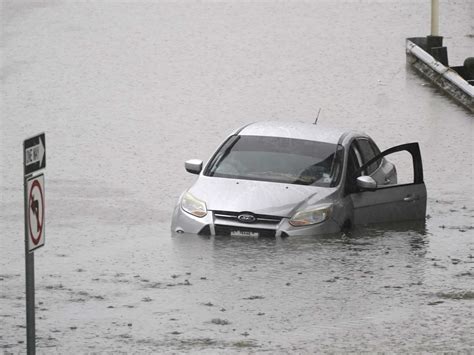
<box><xmin>431</xmin><ymin>0</ymin><xmax>439</xmax><ymax>36</ymax></box>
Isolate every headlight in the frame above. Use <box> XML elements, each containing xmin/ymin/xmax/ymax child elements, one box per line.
<box><xmin>181</xmin><ymin>192</ymin><xmax>207</xmax><ymax>218</ymax></box>
<box><xmin>289</xmin><ymin>205</ymin><xmax>332</xmax><ymax>227</ymax></box>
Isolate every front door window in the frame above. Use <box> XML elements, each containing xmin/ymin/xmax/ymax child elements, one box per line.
<box><xmin>345</xmin><ymin>144</ymin><xmax>362</xmax><ymax>194</ymax></box>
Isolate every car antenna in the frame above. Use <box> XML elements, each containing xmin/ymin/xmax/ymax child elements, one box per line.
<box><xmin>313</xmin><ymin>108</ymin><xmax>322</xmax><ymax>125</ymax></box>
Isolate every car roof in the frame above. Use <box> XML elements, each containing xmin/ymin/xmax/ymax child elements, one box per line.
<box><xmin>237</xmin><ymin>121</ymin><xmax>359</xmax><ymax>144</ymax></box>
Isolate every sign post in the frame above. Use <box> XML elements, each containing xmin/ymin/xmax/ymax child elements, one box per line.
<box><xmin>23</xmin><ymin>133</ymin><xmax>46</xmax><ymax>355</ymax></box>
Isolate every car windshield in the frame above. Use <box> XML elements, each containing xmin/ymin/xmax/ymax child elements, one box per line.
<box><xmin>205</xmin><ymin>135</ymin><xmax>344</xmax><ymax>187</ymax></box>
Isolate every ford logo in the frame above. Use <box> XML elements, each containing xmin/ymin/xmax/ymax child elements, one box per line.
<box><xmin>238</xmin><ymin>213</ymin><xmax>256</xmax><ymax>223</ymax></box>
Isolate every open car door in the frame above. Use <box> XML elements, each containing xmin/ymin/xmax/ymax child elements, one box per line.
<box><xmin>350</xmin><ymin>143</ymin><xmax>427</xmax><ymax>225</ymax></box>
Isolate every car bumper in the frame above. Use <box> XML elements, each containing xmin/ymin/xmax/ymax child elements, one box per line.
<box><xmin>171</xmin><ymin>206</ymin><xmax>341</xmax><ymax>237</ymax></box>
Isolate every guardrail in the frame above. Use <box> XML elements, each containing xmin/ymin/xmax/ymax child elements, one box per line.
<box><xmin>406</xmin><ymin>37</ymin><xmax>474</xmax><ymax>113</ymax></box>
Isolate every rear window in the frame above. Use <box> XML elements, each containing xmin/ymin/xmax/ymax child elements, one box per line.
<box><xmin>205</xmin><ymin>135</ymin><xmax>343</xmax><ymax>187</ymax></box>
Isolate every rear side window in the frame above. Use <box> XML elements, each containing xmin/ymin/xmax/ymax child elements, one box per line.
<box><xmin>356</xmin><ymin>139</ymin><xmax>380</xmax><ymax>175</ymax></box>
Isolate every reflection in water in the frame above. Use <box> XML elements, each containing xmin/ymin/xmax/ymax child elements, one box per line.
<box><xmin>350</xmin><ymin>220</ymin><xmax>429</xmax><ymax>251</ymax></box>
<box><xmin>166</xmin><ymin>223</ymin><xmax>442</xmax><ymax>351</ymax></box>
<box><xmin>170</xmin><ymin>222</ymin><xmax>431</xmax><ymax>284</ymax></box>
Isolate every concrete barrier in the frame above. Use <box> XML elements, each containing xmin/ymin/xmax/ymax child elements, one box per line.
<box><xmin>406</xmin><ymin>37</ymin><xmax>474</xmax><ymax>113</ymax></box>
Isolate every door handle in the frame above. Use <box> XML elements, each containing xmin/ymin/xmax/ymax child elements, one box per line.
<box><xmin>403</xmin><ymin>195</ymin><xmax>419</xmax><ymax>202</ymax></box>
<box><xmin>384</xmin><ymin>178</ymin><xmax>391</xmax><ymax>184</ymax></box>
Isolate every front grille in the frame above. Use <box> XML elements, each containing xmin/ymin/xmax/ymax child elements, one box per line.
<box><xmin>213</xmin><ymin>210</ymin><xmax>283</xmax><ymax>225</ymax></box>
<box><xmin>198</xmin><ymin>211</ymin><xmax>285</xmax><ymax>238</ymax></box>
<box><xmin>214</xmin><ymin>224</ymin><xmax>276</xmax><ymax>238</ymax></box>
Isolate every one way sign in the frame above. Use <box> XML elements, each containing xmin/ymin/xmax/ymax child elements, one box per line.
<box><xmin>24</xmin><ymin>133</ymin><xmax>46</xmax><ymax>175</ymax></box>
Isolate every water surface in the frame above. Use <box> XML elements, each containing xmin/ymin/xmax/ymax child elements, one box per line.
<box><xmin>1</xmin><ymin>0</ymin><xmax>473</xmax><ymax>352</ymax></box>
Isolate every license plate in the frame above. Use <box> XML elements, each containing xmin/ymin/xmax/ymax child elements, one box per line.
<box><xmin>230</xmin><ymin>230</ymin><xmax>259</xmax><ymax>238</ymax></box>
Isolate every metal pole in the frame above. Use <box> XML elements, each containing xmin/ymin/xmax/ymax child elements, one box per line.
<box><xmin>25</xmin><ymin>250</ymin><xmax>36</xmax><ymax>354</ymax></box>
<box><xmin>24</xmin><ymin>144</ymin><xmax>36</xmax><ymax>355</ymax></box>
<box><xmin>431</xmin><ymin>0</ymin><xmax>439</xmax><ymax>36</ymax></box>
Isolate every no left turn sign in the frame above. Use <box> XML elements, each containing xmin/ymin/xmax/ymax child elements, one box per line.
<box><xmin>27</xmin><ymin>174</ymin><xmax>45</xmax><ymax>252</ymax></box>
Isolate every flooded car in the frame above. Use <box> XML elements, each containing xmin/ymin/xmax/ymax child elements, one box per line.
<box><xmin>171</xmin><ymin>121</ymin><xmax>427</xmax><ymax>237</ymax></box>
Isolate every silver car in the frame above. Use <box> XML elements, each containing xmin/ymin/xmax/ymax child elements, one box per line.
<box><xmin>171</xmin><ymin>121</ymin><xmax>427</xmax><ymax>237</ymax></box>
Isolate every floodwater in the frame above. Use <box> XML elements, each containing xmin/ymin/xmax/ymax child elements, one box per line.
<box><xmin>1</xmin><ymin>0</ymin><xmax>473</xmax><ymax>353</ymax></box>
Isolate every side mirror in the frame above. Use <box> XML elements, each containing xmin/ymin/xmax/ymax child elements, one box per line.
<box><xmin>185</xmin><ymin>159</ymin><xmax>203</xmax><ymax>175</ymax></box>
<box><xmin>356</xmin><ymin>176</ymin><xmax>377</xmax><ymax>191</ymax></box>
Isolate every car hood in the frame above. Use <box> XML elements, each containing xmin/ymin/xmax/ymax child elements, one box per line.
<box><xmin>188</xmin><ymin>176</ymin><xmax>336</xmax><ymax>217</ymax></box>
